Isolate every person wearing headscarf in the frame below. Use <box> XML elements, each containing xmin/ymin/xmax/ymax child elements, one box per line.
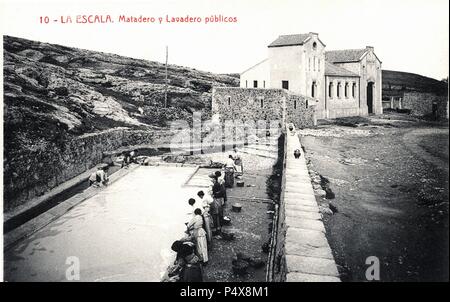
<box><xmin>169</xmin><ymin>240</ymin><xmax>203</xmax><ymax>282</ymax></box>
<box><xmin>196</xmin><ymin>191</ymin><xmax>213</xmax><ymax>246</ymax></box>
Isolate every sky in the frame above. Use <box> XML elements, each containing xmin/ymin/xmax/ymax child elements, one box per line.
<box><xmin>0</xmin><ymin>0</ymin><xmax>449</xmax><ymax>80</ymax></box>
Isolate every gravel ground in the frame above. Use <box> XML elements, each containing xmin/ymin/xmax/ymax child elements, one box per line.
<box><xmin>190</xmin><ymin>149</ymin><xmax>278</xmax><ymax>281</ymax></box>
<box><xmin>417</xmin><ymin>133</ymin><xmax>449</xmax><ymax>164</ymax></box>
<box><xmin>301</xmin><ymin>113</ymin><xmax>449</xmax><ymax>281</ymax></box>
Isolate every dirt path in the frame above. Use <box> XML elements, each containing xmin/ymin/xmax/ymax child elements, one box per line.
<box><xmin>403</xmin><ymin>128</ymin><xmax>449</xmax><ymax>172</ymax></box>
<box><xmin>300</xmin><ymin>114</ymin><xmax>448</xmax><ymax>281</ymax></box>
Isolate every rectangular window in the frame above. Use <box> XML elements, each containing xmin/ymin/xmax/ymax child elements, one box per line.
<box><xmin>345</xmin><ymin>83</ymin><xmax>348</xmax><ymax>98</ymax></box>
<box><xmin>294</xmin><ymin>100</ymin><xmax>297</xmax><ymax>109</ymax></box>
<box><xmin>282</xmin><ymin>80</ymin><xmax>289</xmax><ymax>90</ymax></box>
<box><xmin>253</xmin><ymin>80</ymin><xmax>258</xmax><ymax>88</ymax></box>
<box><xmin>318</xmin><ymin>59</ymin><xmax>321</xmax><ymax>72</ymax></box>
<box><xmin>260</xmin><ymin>98</ymin><xmax>264</xmax><ymax>108</ymax></box>
<box><xmin>227</xmin><ymin>96</ymin><xmax>231</xmax><ymax>106</ymax></box>
<box><xmin>263</xmin><ymin>80</ymin><xmax>266</xmax><ymax>88</ymax></box>
<box><xmin>352</xmin><ymin>83</ymin><xmax>356</xmax><ymax>98</ymax></box>
<box><xmin>245</xmin><ymin>80</ymin><xmax>248</xmax><ymax>88</ymax></box>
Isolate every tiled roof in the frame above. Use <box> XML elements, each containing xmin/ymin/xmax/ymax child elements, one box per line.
<box><xmin>268</xmin><ymin>34</ymin><xmax>310</xmax><ymax>48</ymax></box>
<box><xmin>325</xmin><ymin>61</ymin><xmax>359</xmax><ymax>77</ymax></box>
<box><xmin>325</xmin><ymin>49</ymin><xmax>368</xmax><ymax>63</ymax></box>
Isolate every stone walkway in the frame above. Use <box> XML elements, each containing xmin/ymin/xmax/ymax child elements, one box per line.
<box><xmin>282</xmin><ymin>129</ymin><xmax>340</xmax><ymax>282</ymax></box>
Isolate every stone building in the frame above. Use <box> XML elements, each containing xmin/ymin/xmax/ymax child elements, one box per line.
<box><xmin>402</xmin><ymin>92</ymin><xmax>449</xmax><ymax>120</ymax></box>
<box><xmin>239</xmin><ymin>32</ymin><xmax>383</xmax><ymax>119</ymax></box>
<box><xmin>212</xmin><ymin>87</ymin><xmax>316</xmax><ymax>129</ymax></box>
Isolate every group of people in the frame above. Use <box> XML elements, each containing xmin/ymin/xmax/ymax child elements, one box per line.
<box><xmin>166</xmin><ymin>148</ymin><xmax>244</xmax><ymax>282</ymax></box>
<box><xmin>88</xmin><ymin>149</ymin><xmax>139</xmax><ymax>188</ymax></box>
<box><xmin>121</xmin><ymin>150</ymin><xmax>138</xmax><ymax>168</ymax></box>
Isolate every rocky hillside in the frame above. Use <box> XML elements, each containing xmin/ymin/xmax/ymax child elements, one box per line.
<box><xmin>3</xmin><ymin>35</ymin><xmax>239</xmax><ymax>151</ymax></box>
<box><xmin>3</xmin><ymin>35</ymin><xmax>239</xmax><ymax>209</ymax></box>
<box><xmin>382</xmin><ymin>70</ymin><xmax>448</xmax><ymax>98</ymax></box>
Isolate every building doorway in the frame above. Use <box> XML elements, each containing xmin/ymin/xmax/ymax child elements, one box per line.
<box><xmin>367</xmin><ymin>82</ymin><xmax>374</xmax><ymax>114</ymax></box>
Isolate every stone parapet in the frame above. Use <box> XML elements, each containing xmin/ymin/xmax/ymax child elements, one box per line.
<box><xmin>272</xmin><ymin>125</ymin><xmax>340</xmax><ymax>282</ymax></box>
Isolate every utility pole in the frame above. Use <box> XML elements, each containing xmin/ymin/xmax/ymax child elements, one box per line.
<box><xmin>164</xmin><ymin>45</ymin><xmax>168</xmax><ymax>108</ymax></box>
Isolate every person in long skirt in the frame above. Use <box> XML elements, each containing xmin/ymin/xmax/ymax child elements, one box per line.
<box><xmin>196</xmin><ymin>191</ymin><xmax>213</xmax><ymax>246</ymax></box>
<box><xmin>170</xmin><ymin>241</ymin><xmax>203</xmax><ymax>282</ymax></box>
<box><xmin>209</xmin><ymin>196</ymin><xmax>221</xmax><ymax>234</ymax></box>
<box><xmin>232</xmin><ymin>147</ymin><xmax>244</xmax><ymax>177</ymax></box>
<box><xmin>188</xmin><ymin>197</ymin><xmax>212</xmax><ymax>247</ymax></box>
<box><xmin>182</xmin><ymin>252</ymin><xmax>203</xmax><ymax>282</ymax></box>
<box><xmin>224</xmin><ymin>155</ymin><xmax>236</xmax><ymax>188</ymax></box>
<box><xmin>212</xmin><ymin>172</ymin><xmax>226</xmax><ymax>226</ymax></box>
<box><xmin>187</xmin><ymin>208</ymin><xmax>208</xmax><ymax>264</ymax></box>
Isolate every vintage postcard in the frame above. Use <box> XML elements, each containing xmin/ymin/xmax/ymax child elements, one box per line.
<box><xmin>1</xmin><ymin>0</ymin><xmax>448</xmax><ymax>287</ymax></box>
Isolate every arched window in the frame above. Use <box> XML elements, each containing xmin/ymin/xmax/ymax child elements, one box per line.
<box><xmin>328</xmin><ymin>82</ymin><xmax>333</xmax><ymax>98</ymax></box>
<box><xmin>337</xmin><ymin>82</ymin><xmax>341</xmax><ymax>98</ymax></box>
<box><xmin>352</xmin><ymin>83</ymin><xmax>356</xmax><ymax>98</ymax></box>
<box><xmin>345</xmin><ymin>83</ymin><xmax>349</xmax><ymax>98</ymax></box>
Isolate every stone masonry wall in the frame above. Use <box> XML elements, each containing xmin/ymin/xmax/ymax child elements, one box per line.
<box><xmin>272</xmin><ymin>126</ymin><xmax>340</xmax><ymax>282</ymax></box>
<box><xmin>212</xmin><ymin>87</ymin><xmax>316</xmax><ymax>129</ymax></box>
<box><xmin>4</xmin><ymin>128</ymin><xmax>174</xmax><ymax>211</ymax></box>
<box><xmin>403</xmin><ymin>92</ymin><xmax>449</xmax><ymax>119</ymax></box>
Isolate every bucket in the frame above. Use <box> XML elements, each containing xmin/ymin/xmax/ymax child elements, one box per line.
<box><xmin>232</xmin><ymin>203</ymin><xmax>242</xmax><ymax>212</ymax></box>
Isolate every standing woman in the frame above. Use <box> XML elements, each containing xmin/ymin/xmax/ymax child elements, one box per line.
<box><xmin>232</xmin><ymin>147</ymin><xmax>244</xmax><ymax>177</ymax></box>
<box><xmin>197</xmin><ymin>191</ymin><xmax>213</xmax><ymax>247</ymax></box>
<box><xmin>208</xmin><ymin>174</ymin><xmax>222</xmax><ymax>234</ymax></box>
<box><xmin>187</xmin><ymin>208</ymin><xmax>208</xmax><ymax>264</ymax></box>
<box><xmin>224</xmin><ymin>155</ymin><xmax>236</xmax><ymax>188</ymax></box>
<box><xmin>212</xmin><ymin>171</ymin><xmax>226</xmax><ymax>225</ymax></box>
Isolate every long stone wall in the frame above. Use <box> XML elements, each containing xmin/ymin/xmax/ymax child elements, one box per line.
<box><xmin>4</xmin><ymin>128</ymin><xmax>174</xmax><ymax>212</ymax></box>
<box><xmin>272</xmin><ymin>126</ymin><xmax>340</xmax><ymax>282</ymax></box>
<box><xmin>402</xmin><ymin>92</ymin><xmax>448</xmax><ymax>119</ymax></box>
<box><xmin>212</xmin><ymin>87</ymin><xmax>316</xmax><ymax>128</ymax></box>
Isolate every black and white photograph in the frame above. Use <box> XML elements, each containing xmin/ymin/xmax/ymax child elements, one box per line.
<box><xmin>0</xmin><ymin>0</ymin><xmax>448</xmax><ymax>286</ymax></box>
